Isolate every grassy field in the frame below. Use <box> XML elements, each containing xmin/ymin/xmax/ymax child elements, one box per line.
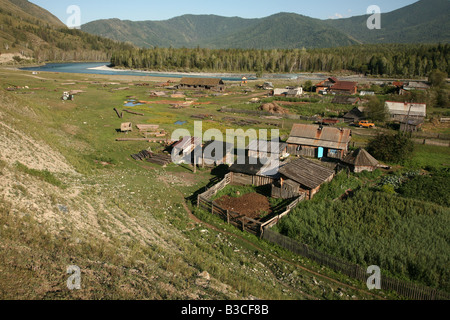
<box><xmin>0</xmin><ymin>67</ymin><xmax>392</xmax><ymax>300</ymax></box>
<box><xmin>1</xmin><ymin>66</ymin><xmax>449</xmax><ymax>300</ymax></box>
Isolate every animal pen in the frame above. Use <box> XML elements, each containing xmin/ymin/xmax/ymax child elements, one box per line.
<box><xmin>197</xmin><ymin>173</ymin><xmax>304</xmax><ymax>237</ymax></box>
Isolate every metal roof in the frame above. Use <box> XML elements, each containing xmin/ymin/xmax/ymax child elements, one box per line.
<box><xmin>385</xmin><ymin>101</ymin><xmax>427</xmax><ymax>117</ymax></box>
<box><xmin>287</xmin><ymin>124</ymin><xmax>351</xmax><ymax>150</ymax></box>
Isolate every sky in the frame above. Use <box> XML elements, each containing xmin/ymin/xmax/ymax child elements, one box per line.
<box><xmin>30</xmin><ymin>0</ymin><xmax>419</xmax><ymax>25</ymax></box>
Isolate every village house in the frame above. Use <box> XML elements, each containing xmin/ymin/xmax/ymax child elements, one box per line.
<box><xmin>271</xmin><ymin>86</ymin><xmax>303</xmax><ymax>97</ymax></box>
<box><xmin>286</xmin><ymin>124</ymin><xmax>352</xmax><ymax>160</ymax></box>
<box><xmin>315</xmin><ymin>77</ymin><xmax>358</xmax><ymax>95</ymax></box>
<box><xmin>385</xmin><ymin>101</ymin><xmax>427</xmax><ymax>122</ymax></box>
<box><xmin>271</xmin><ymin>157</ymin><xmax>335</xmax><ymax>200</ymax></box>
<box><xmin>342</xmin><ymin>148</ymin><xmax>379</xmax><ymax>173</ymax></box>
<box><xmin>176</xmin><ymin>78</ymin><xmax>226</xmax><ymax>91</ymax></box>
<box><xmin>343</xmin><ymin>106</ymin><xmax>367</xmax><ymax>124</ymax></box>
<box><xmin>247</xmin><ymin>140</ymin><xmax>289</xmax><ymax>160</ymax></box>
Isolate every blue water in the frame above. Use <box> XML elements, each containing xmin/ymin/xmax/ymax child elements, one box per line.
<box><xmin>20</xmin><ymin>62</ymin><xmax>262</xmax><ymax>81</ymax></box>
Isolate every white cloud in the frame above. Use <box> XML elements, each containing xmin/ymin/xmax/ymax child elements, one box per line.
<box><xmin>328</xmin><ymin>13</ymin><xmax>344</xmax><ymax>19</ymax></box>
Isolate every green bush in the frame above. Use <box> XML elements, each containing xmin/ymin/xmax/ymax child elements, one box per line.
<box><xmin>275</xmin><ymin>189</ymin><xmax>450</xmax><ymax>291</ymax></box>
<box><xmin>398</xmin><ymin>169</ymin><xmax>450</xmax><ymax>207</ymax></box>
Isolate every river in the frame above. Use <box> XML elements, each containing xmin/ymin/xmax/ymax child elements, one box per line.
<box><xmin>20</xmin><ymin>62</ymin><xmax>334</xmax><ymax>82</ymax></box>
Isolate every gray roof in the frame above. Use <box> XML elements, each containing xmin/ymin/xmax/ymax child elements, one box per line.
<box><xmin>287</xmin><ymin>124</ymin><xmax>352</xmax><ymax>150</ymax></box>
<box><xmin>279</xmin><ymin>157</ymin><xmax>335</xmax><ymax>190</ymax></box>
<box><xmin>247</xmin><ymin>140</ymin><xmax>288</xmax><ymax>154</ymax></box>
<box><xmin>343</xmin><ymin>149</ymin><xmax>378</xmax><ymax>167</ymax></box>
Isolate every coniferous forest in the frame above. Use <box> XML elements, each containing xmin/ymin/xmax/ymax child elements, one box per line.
<box><xmin>110</xmin><ymin>44</ymin><xmax>450</xmax><ymax>77</ymax></box>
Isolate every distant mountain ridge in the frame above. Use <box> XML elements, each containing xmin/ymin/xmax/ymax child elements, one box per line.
<box><xmin>81</xmin><ymin>0</ymin><xmax>450</xmax><ymax>49</ymax></box>
<box><xmin>0</xmin><ymin>0</ymin><xmax>133</xmax><ymax>63</ymax></box>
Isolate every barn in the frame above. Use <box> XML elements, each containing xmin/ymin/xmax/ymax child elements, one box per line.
<box><xmin>272</xmin><ymin>157</ymin><xmax>335</xmax><ymax>200</ymax></box>
<box><xmin>286</xmin><ymin>124</ymin><xmax>352</xmax><ymax>160</ymax></box>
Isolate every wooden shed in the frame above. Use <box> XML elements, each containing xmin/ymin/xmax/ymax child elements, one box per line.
<box><xmin>342</xmin><ymin>148</ymin><xmax>379</xmax><ymax>173</ymax></box>
<box><xmin>228</xmin><ymin>157</ymin><xmax>278</xmax><ymax>187</ymax></box>
<box><xmin>272</xmin><ymin>157</ymin><xmax>335</xmax><ymax>200</ymax></box>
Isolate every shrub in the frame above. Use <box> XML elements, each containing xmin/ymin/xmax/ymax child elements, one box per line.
<box><xmin>367</xmin><ymin>133</ymin><xmax>414</xmax><ymax>164</ymax></box>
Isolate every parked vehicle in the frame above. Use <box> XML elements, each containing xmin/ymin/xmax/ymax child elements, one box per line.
<box><xmin>357</xmin><ymin>120</ymin><xmax>375</xmax><ymax>128</ymax></box>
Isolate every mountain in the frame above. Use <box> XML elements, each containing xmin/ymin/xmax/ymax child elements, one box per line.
<box><xmin>81</xmin><ymin>0</ymin><xmax>450</xmax><ymax>49</ymax></box>
<box><xmin>326</xmin><ymin>0</ymin><xmax>450</xmax><ymax>44</ymax></box>
<box><xmin>82</xmin><ymin>13</ymin><xmax>358</xmax><ymax>49</ymax></box>
<box><xmin>0</xmin><ymin>0</ymin><xmax>134</xmax><ymax>63</ymax></box>
<box><xmin>7</xmin><ymin>0</ymin><xmax>66</xmax><ymax>27</ymax></box>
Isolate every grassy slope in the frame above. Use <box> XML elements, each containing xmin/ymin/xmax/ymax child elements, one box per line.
<box><xmin>0</xmin><ymin>68</ymin><xmax>389</xmax><ymax>300</ymax></box>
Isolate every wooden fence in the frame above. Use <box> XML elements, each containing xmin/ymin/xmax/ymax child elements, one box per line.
<box><xmin>262</xmin><ymin>228</ymin><xmax>450</xmax><ymax>300</ymax></box>
<box><xmin>197</xmin><ymin>173</ymin><xmax>304</xmax><ymax>236</ymax></box>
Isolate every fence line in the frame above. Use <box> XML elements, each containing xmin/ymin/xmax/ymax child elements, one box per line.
<box><xmin>262</xmin><ymin>228</ymin><xmax>449</xmax><ymax>301</ymax></box>
<box><xmin>197</xmin><ymin>173</ymin><xmax>304</xmax><ymax>237</ymax></box>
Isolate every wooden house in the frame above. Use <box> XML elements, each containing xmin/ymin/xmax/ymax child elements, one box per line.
<box><xmin>343</xmin><ymin>107</ymin><xmax>367</xmax><ymax>124</ymax></box>
<box><xmin>286</xmin><ymin>124</ymin><xmax>352</xmax><ymax>160</ymax></box>
<box><xmin>315</xmin><ymin>77</ymin><xmax>358</xmax><ymax>95</ymax></box>
<box><xmin>342</xmin><ymin>148</ymin><xmax>379</xmax><ymax>173</ymax></box>
<box><xmin>176</xmin><ymin>78</ymin><xmax>225</xmax><ymax>91</ymax></box>
<box><xmin>247</xmin><ymin>140</ymin><xmax>288</xmax><ymax>160</ymax></box>
<box><xmin>272</xmin><ymin>157</ymin><xmax>335</xmax><ymax>200</ymax></box>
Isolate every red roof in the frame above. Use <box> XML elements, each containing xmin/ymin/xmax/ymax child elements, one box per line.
<box><xmin>331</xmin><ymin>81</ymin><xmax>357</xmax><ymax>91</ymax></box>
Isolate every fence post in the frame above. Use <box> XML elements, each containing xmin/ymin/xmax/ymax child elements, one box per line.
<box><xmin>227</xmin><ymin>210</ymin><xmax>230</xmax><ymax>224</ymax></box>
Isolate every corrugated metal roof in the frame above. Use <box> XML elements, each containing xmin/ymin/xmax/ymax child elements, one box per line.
<box><xmin>287</xmin><ymin>124</ymin><xmax>351</xmax><ymax>150</ymax></box>
<box><xmin>385</xmin><ymin>101</ymin><xmax>427</xmax><ymax>117</ymax></box>
<box><xmin>279</xmin><ymin>157</ymin><xmax>335</xmax><ymax>190</ymax></box>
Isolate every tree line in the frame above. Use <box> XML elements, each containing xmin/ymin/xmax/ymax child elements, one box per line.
<box><xmin>110</xmin><ymin>44</ymin><xmax>450</xmax><ymax>77</ymax></box>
